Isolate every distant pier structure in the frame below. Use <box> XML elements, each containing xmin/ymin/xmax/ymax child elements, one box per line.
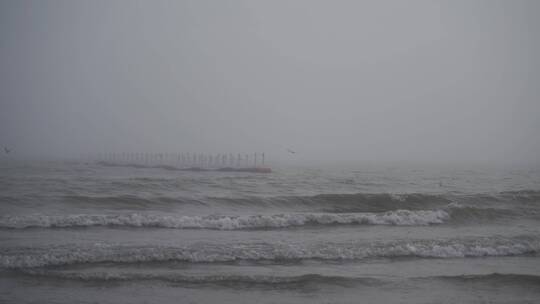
<box><xmin>95</xmin><ymin>152</ymin><xmax>272</xmax><ymax>173</ymax></box>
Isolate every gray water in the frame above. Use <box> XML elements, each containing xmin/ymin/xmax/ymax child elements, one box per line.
<box><xmin>1</xmin><ymin>160</ymin><xmax>540</xmax><ymax>303</ymax></box>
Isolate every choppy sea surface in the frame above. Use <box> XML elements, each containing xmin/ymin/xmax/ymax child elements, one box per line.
<box><xmin>1</xmin><ymin>160</ymin><xmax>540</xmax><ymax>303</ymax></box>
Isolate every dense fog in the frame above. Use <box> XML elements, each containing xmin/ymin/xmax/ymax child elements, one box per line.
<box><xmin>1</xmin><ymin>0</ymin><xmax>539</xmax><ymax>166</ymax></box>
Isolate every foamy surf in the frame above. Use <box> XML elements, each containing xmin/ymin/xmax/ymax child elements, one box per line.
<box><xmin>1</xmin><ymin>204</ymin><xmax>520</xmax><ymax>230</ymax></box>
<box><xmin>0</xmin><ymin>210</ymin><xmax>449</xmax><ymax>230</ymax></box>
<box><xmin>2</xmin><ymin>236</ymin><xmax>538</xmax><ymax>268</ymax></box>
<box><xmin>3</xmin><ymin>161</ymin><xmax>540</xmax><ymax>304</ymax></box>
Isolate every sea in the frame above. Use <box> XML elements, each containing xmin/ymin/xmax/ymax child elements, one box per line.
<box><xmin>1</xmin><ymin>160</ymin><xmax>540</xmax><ymax>303</ymax></box>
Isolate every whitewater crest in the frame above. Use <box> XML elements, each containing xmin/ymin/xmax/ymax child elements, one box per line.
<box><xmin>1</xmin><ymin>236</ymin><xmax>538</xmax><ymax>268</ymax></box>
<box><xmin>0</xmin><ymin>210</ymin><xmax>449</xmax><ymax>230</ymax></box>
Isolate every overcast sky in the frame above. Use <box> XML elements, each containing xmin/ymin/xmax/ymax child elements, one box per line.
<box><xmin>1</xmin><ymin>0</ymin><xmax>539</xmax><ymax>165</ymax></box>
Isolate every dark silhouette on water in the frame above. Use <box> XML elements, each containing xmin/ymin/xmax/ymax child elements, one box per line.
<box><xmin>96</xmin><ymin>161</ymin><xmax>272</xmax><ymax>173</ymax></box>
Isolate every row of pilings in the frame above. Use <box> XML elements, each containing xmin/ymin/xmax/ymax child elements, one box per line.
<box><xmin>95</xmin><ymin>152</ymin><xmax>267</xmax><ymax>168</ymax></box>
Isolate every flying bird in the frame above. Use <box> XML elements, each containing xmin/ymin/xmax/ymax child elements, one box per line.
<box><xmin>287</xmin><ymin>149</ymin><xmax>296</xmax><ymax>154</ymax></box>
<box><xmin>4</xmin><ymin>147</ymin><xmax>10</xmax><ymax>154</ymax></box>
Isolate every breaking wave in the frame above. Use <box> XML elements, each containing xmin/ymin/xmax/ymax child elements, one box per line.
<box><xmin>0</xmin><ymin>210</ymin><xmax>450</xmax><ymax>230</ymax></box>
<box><xmin>2</xmin><ymin>236</ymin><xmax>538</xmax><ymax>268</ymax></box>
<box><xmin>211</xmin><ymin>193</ymin><xmax>452</xmax><ymax>212</ymax></box>
<box><xmin>6</xmin><ymin>190</ymin><xmax>538</xmax><ymax>213</ymax></box>
<box><xmin>0</xmin><ymin>203</ymin><xmax>520</xmax><ymax>230</ymax></box>
<box><xmin>3</xmin><ymin>192</ymin><xmax>450</xmax><ymax>212</ymax></box>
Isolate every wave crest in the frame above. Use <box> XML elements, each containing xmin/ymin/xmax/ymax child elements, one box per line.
<box><xmin>0</xmin><ymin>210</ymin><xmax>449</xmax><ymax>230</ymax></box>
<box><xmin>16</xmin><ymin>270</ymin><xmax>540</xmax><ymax>287</ymax></box>
<box><xmin>2</xmin><ymin>236</ymin><xmax>538</xmax><ymax>268</ymax></box>
<box><xmin>17</xmin><ymin>270</ymin><xmax>378</xmax><ymax>287</ymax></box>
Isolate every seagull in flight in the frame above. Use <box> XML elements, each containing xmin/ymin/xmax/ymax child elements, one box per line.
<box><xmin>4</xmin><ymin>147</ymin><xmax>10</xmax><ymax>154</ymax></box>
<box><xmin>287</xmin><ymin>149</ymin><xmax>296</xmax><ymax>154</ymax></box>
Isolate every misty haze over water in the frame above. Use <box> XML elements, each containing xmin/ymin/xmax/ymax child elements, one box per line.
<box><xmin>1</xmin><ymin>1</ymin><xmax>540</xmax><ymax>303</ymax></box>
<box><xmin>1</xmin><ymin>0</ymin><xmax>539</xmax><ymax>166</ymax></box>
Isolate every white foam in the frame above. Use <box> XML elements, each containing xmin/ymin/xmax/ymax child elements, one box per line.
<box><xmin>0</xmin><ymin>210</ymin><xmax>449</xmax><ymax>230</ymax></box>
<box><xmin>1</xmin><ymin>236</ymin><xmax>538</xmax><ymax>268</ymax></box>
